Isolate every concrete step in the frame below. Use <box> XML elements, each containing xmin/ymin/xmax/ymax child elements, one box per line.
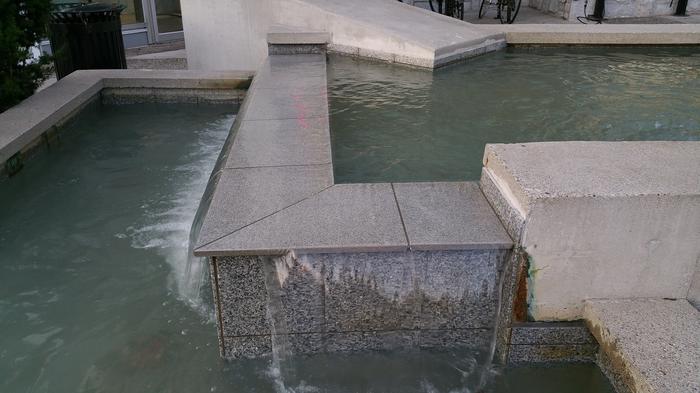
<box><xmin>584</xmin><ymin>298</ymin><xmax>700</xmax><ymax>393</ymax></box>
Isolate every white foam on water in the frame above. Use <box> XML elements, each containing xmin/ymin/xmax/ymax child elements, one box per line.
<box><xmin>127</xmin><ymin>115</ymin><xmax>233</xmax><ymax>319</ymax></box>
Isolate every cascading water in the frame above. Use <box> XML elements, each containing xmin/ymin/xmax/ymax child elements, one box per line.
<box><xmin>262</xmin><ymin>254</ymin><xmax>294</xmax><ymax>393</ymax></box>
<box><xmin>128</xmin><ymin>114</ymin><xmax>234</xmax><ymax>319</ymax></box>
<box><xmin>475</xmin><ymin>254</ymin><xmax>510</xmax><ymax>392</ymax></box>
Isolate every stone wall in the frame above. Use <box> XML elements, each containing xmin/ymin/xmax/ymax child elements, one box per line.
<box><xmin>211</xmin><ymin>249</ymin><xmax>510</xmax><ymax>359</ymax></box>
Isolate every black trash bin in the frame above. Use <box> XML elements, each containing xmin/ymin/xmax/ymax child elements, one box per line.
<box><xmin>49</xmin><ymin>3</ymin><xmax>127</xmax><ymax>79</ymax></box>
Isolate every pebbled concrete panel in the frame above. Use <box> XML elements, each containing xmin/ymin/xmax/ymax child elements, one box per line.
<box><xmin>214</xmin><ymin>249</ymin><xmax>508</xmax><ymax>359</ymax></box>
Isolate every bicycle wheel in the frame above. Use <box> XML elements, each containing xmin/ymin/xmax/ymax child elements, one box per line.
<box><xmin>499</xmin><ymin>0</ymin><xmax>522</xmax><ymax>23</ymax></box>
<box><xmin>429</xmin><ymin>0</ymin><xmax>445</xmax><ymax>13</ymax></box>
<box><xmin>444</xmin><ymin>0</ymin><xmax>460</xmax><ymax>18</ymax></box>
<box><xmin>478</xmin><ymin>0</ymin><xmax>489</xmax><ymax>18</ymax></box>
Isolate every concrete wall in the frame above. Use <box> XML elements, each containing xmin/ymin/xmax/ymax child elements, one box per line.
<box><xmin>181</xmin><ymin>0</ymin><xmax>276</xmax><ymax>70</ymax></box>
<box><xmin>522</xmin><ymin>195</ymin><xmax>699</xmax><ymax>320</ymax></box>
<box><xmin>274</xmin><ymin>0</ymin><xmax>435</xmax><ymax>66</ymax></box>
<box><xmin>480</xmin><ymin>142</ymin><xmax>700</xmax><ymax>321</ymax></box>
<box><xmin>181</xmin><ymin>0</ymin><xmax>504</xmax><ymax>70</ymax></box>
<box><xmin>181</xmin><ymin>0</ymin><xmax>431</xmax><ymax>70</ymax></box>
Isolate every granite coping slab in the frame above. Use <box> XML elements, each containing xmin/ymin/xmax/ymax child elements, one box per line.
<box><xmin>267</xmin><ymin>24</ymin><xmax>330</xmax><ymax>45</ymax></box>
<box><xmin>584</xmin><ymin>298</ymin><xmax>700</xmax><ymax>393</ymax></box>
<box><xmin>197</xmin><ymin>165</ymin><xmax>334</xmax><ymax>247</ymax></box>
<box><xmin>194</xmin><ymin>53</ymin><xmax>513</xmax><ymax>257</ymax></box>
<box><xmin>0</xmin><ymin>69</ymin><xmax>253</xmax><ymax>164</ymax></box>
<box><xmin>196</xmin><ymin>183</ymin><xmax>409</xmax><ymax>255</ymax></box>
<box><xmin>251</xmin><ymin>55</ymin><xmax>327</xmax><ymax>90</ymax></box>
<box><xmin>242</xmin><ymin>86</ymin><xmax>329</xmax><ymax>121</ymax></box>
<box><xmin>224</xmin><ymin>117</ymin><xmax>332</xmax><ymax>168</ymax></box>
<box><xmin>393</xmin><ymin>182</ymin><xmax>512</xmax><ymax>251</ymax></box>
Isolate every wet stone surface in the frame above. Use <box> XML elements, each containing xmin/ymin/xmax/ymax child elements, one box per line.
<box><xmin>214</xmin><ymin>250</ymin><xmax>510</xmax><ymax>359</ymax></box>
<box><xmin>266</xmin><ymin>254</ymin><xmax>325</xmax><ymax>334</ymax></box>
<box><xmin>223</xmin><ymin>336</ymin><xmax>273</xmax><ymax>359</ymax></box>
<box><xmin>217</xmin><ymin>256</ymin><xmax>271</xmax><ymax>337</ymax></box>
<box><xmin>510</xmin><ymin>322</ymin><xmax>596</xmax><ymax>345</ymax></box>
<box><xmin>417</xmin><ymin>250</ymin><xmax>504</xmax><ymax>330</ymax></box>
<box><xmin>508</xmin><ymin>344</ymin><xmax>598</xmax><ymax>364</ymax></box>
<box><xmin>418</xmin><ymin>329</ymin><xmax>493</xmax><ymax>350</ymax></box>
<box><xmin>322</xmin><ymin>252</ymin><xmax>421</xmax><ymax>332</ymax></box>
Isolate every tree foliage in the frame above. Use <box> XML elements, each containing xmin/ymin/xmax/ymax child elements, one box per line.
<box><xmin>0</xmin><ymin>0</ymin><xmax>53</xmax><ymax>112</ymax></box>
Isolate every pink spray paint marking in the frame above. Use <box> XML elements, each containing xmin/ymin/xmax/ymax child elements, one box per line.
<box><xmin>292</xmin><ymin>93</ymin><xmax>309</xmax><ymax>129</ymax></box>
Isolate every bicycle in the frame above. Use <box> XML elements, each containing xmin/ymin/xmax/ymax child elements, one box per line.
<box><xmin>398</xmin><ymin>0</ymin><xmax>464</xmax><ymax>19</ymax></box>
<box><xmin>478</xmin><ymin>0</ymin><xmax>521</xmax><ymax>24</ymax></box>
<box><xmin>429</xmin><ymin>0</ymin><xmax>465</xmax><ymax>19</ymax></box>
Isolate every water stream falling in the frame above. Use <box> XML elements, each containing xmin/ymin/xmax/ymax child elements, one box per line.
<box><xmin>262</xmin><ymin>254</ymin><xmax>294</xmax><ymax>393</ymax></box>
<box><xmin>476</xmin><ymin>254</ymin><xmax>510</xmax><ymax>392</ymax></box>
<box><xmin>127</xmin><ymin>112</ymin><xmax>234</xmax><ymax>319</ymax></box>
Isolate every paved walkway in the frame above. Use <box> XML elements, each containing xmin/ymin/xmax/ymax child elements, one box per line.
<box><xmin>409</xmin><ymin>1</ymin><xmax>700</xmax><ymax>24</ymax></box>
<box><xmin>584</xmin><ymin>298</ymin><xmax>700</xmax><ymax>393</ymax></box>
<box><xmin>126</xmin><ymin>47</ymin><xmax>187</xmax><ymax>70</ymax></box>
<box><xmin>39</xmin><ymin>40</ymin><xmax>188</xmax><ymax>91</ymax></box>
<box><xmin>464</xmin><ymin>6</ymin><xmax>572</xmax><ymax>24</ymax></box>
<box><xmin>606</xmin><ymin>14</ymin><xmax>700</xmax><ymax>24</ymax></box>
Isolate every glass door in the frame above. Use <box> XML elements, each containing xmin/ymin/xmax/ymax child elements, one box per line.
<box><xmin>118</xmin><ymin>0</ymin><xmax>146</xmax><ymax>28</ymax></box>
<box><xmin>148</xmin><ymin>0</ymin><xmax>184</xmax><ymax>42</ymax></box>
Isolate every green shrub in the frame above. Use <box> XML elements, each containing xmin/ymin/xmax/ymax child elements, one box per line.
<box><xmin>0</xmin><ymin>0</ymin><xmax>53</xmax><ymax>112</ymax></box>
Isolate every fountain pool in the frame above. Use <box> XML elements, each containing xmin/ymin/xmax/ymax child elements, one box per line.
<box><xmin>329</xmin><ymin>47</ymin><xmax>700</xmax><ymax>183</ymax></box>
<box><xmin>0</xmin><ymin>100</ymin><xmax>616</xmax><ymax>392</ymax></box>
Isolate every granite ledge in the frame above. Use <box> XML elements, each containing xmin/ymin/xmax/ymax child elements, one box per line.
<box><xmin>195</xmin><ymin>183</ymin><xmax>409</xmax><ymax>256</ymax></box>
<box><xmin>194</xmin><ymin>54</ymin><xmax>513</xmax><ymax>257</ymax></box>
<box><xmin>194</xmin><ymin>180</ymin><xmax>514</xmax><ymax>257</ymax></box>
<box><xmin>267</xmin><ymin>24</ymin><xmax>330</xmax><ymax>45</ymax></box>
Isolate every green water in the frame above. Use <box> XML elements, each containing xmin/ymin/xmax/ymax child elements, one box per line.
<box><xmin>0</xmin><ymin>103</ymin><xmax>235</xmax><ymax>392</ymax></box>
<box><xmin>329</xmin><ymin>47</ymin><xmax>700</xmax><ymax>183</ymax></box>
<box><xmin>0</xmin><ymin>104</ymin><xmax>615</xmax><ymax>392</ymax></box>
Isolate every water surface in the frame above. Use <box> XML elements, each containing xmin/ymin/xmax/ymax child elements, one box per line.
<box><xmin>0</xmin><ymin>103</ymin><xmax>234</xmax><ymax>392</ymax></box>
<box><xmin>328</xmin><ymin>47</ymin><xmax>700</xmax><ymax>183</ymax></box>
<box><xmin>0</xmin><ymin>103</ymin><xmax>614</xmax><ymax>392</ymax></box>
